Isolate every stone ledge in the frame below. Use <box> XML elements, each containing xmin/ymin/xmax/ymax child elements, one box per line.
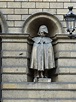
<box><xmin>2</xmin><ymin>82</ymin><xmax>76</xmax><ymax>90</ymax></box>
<box><xmin>0</xmin><ymin>33</ymin><xmax>29</xmax><ymax>38</ymax></box>
<box><xmin>2</xmin><ymin>99</ymin><xmax>76</xmax><ymax>102</ymax></box>
<box><xmin>2</xmin><ymin>90</ymin><xmax>76</xmax><ymax>98</ymax></box>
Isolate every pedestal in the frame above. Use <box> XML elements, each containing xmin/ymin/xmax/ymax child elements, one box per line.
<box><xmin>38</xmin><ymin>78</ymin><xmax>51</xmax><ymax>82</ymax></box>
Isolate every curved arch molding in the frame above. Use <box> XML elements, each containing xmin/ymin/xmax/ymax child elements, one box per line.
<box><xmin>22</xmin><ymin>12</ymin><xmax>63</xmax><ymax>37</ymax></box>
<box><xmin>0</xmin><ymin>11</ymin><xmax>8</xmax><ymax>33</ymax></box>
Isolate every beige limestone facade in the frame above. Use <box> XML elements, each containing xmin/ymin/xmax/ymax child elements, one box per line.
<box><xmin>0</xmin><ymin>0</ymin><xmax>76</xmax><ymax>102</ymax></box>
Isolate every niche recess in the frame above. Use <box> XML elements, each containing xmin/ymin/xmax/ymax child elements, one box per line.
<box><xmin>22</xmin><ymin>12</ymin><xmax>63</xmax><ymax>37</ymax></box>
<box><xmin>22</xmin><ymin>12</ymin><xmax>63</xmax><ymax>82</ymax></box>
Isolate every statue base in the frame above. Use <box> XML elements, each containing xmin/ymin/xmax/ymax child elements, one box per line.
<box><xmin>38</xmin><ymin>78</ymin><xmax>51</xmax><ymax>82</ymax></box>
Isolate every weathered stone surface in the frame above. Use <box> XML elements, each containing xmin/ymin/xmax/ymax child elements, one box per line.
<box><xmin>2</xmin><ymin>67</ymin><xmax>28</xmax><ymax>73</ymax></box>
<box><xmin>57</xmin><ymin>59</ymin><xmax>76</xmax><ymax>66</ymax></box>
<box><xmin>2</xmin><ymin>38</ymin><xmax>27</xmax><ymax>42</ymax></box>
<box><xmin>2</xmin><ymin>58</ymin><xmax>28</xmax><ymax>67</ymax></box>
<box><xmin>43</xmin><ymin>9</ymin><xmax>56</xmax><ymax>14</ymax></box>
<box><xmin>2</xmin><ymin>51</ymin><xmax>30</xmax><ymax>58</ymax></box>
<box><xmin>50</xmin><ymin>3</ymin><xmax>63</xmax><ymax>8</ymax></box>
<box><xmin>64</xmin><ymin>3</ymin><xmax>76</xmax><ymax>8</ymax></box>
<box><xmin>1</xmin><ymin>9</ymin><xmax>14</xmax><ymax>14</ymax></box>
<box><xmin>57</xmin><ymin>9</ymin><xmax>68</xmax><ymax>14</ymax></box>
<box><xmin>2</xmin><ymin>43</ymin><xmax>28</xmax><ymax>50</ymax></box>
<box><xmin>2</xmin><ymin>90</ymin><xmax>76</xmax><ymax>98</ymax></box>
<box><xmin>15</xmin><ymin>9</ymin><xmax>28</xmax><ymax>14</ymax></box>
<box><xmin>54</xmin><ymin>43</ymin><xmax>76</xmax><ymax>51</ymax></box>
<box><xmin>14</xmin><ymin>21</ymin><xmax>24</xmax><ymax>27</ymax></box>
<box><xmin>2</xmin><ymin>74</ymin><xmax>30</xmax><ymax>82</ymax></box>
<box><xmin>55</xmin><ymin>51</ymin><xmax>76</xmax><ymax>58</ymax></box>
<box><xmin>59</xmin><ymin>67</ymin><xmax>76</xmax><ymax>74</ymax></box>
<box><xmin>29</xmin><ymin>9</ymin><xmax>42</xmax><ymax>14</ymax></box>
<box><xmin>22</xmin><ymin>2</ymin><xmax>35</xmax><ymax>8</ymax></box>
<box><xmin>55</xmin><ymin>75</ymin><xmax>76</xmax><ymax>82</ymax></box>
<box><xmin>8</xmin><ymin>28</ymin><xmax>22</xmax><ymax>33</ymax></box>
<box><xmin>2</xmin><ymin>83</ymin><xmax>76</xmax><ymax>90</ymax></box>
<box><xmin>36</xmin><ymin>3</ymin><xmax>49</xmax><ymax>8</ymax></box>
<box><xmin>8</xmin><ymin>15</ymin><xmax>21</xmax><ymax>20</ymax></box>
<box><xmin>2</xmin><ymin>99</ymin><xmax>76</xmax><ymax>102</ymax></box>
<box><xmin>8</xmin><ymin>2</ymin><xmax>21</xmax><ymax>8</ymax></box>
<box><xmin>38</xmin><ymin>78</ymin><xmax>51</xmax><ymax>82</ymax></box>
<box><xmin>0</xmin><ymin>2</ymin><xmax>7</xmax><ymax>8</ymax></box>
<box><xmin>57</xmin><ymin>0</ymin><xmax>70</xmax><ymax>1</ymax></box>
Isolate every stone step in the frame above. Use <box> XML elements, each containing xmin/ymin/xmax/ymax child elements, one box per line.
<box><xmin>2</xmin><ymin>90</ymin><xmax>76</xmax><ymax>98</ymax></box>
<box><xmin>2</xmin><ymin>83</ymin><xmax>76</xmax><ymax>99</ymax></box>
<box><xmin>2</xmin><ymin>98</ymin><xmax>76</xmax><ymax>102</ymax></box>
<box><xmin>2</xmin><ymin>82</ymin><xmax>76</xmax><ymax>90</ymax></box>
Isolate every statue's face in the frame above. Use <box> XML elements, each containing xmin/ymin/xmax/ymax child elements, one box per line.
<box><xmin>38</xmin><ymin>25</ymin><xmax>48</xmax><ymax>36</ymax></box>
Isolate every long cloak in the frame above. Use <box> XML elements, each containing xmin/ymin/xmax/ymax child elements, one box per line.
<box><xmin>30</xmin><ymin>37</ymin><xmax>55</xmax><ymax>71</ymax></box>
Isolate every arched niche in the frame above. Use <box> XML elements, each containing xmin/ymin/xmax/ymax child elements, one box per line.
<box><xmin>0</xmin><ymin>11</ymin><xmax>8</xmax><ymax>33</ymax></box>
<box><xmin>22</xmin><ymin>12</ymin><xmax>63</xmax><ymax>37</ymax></box>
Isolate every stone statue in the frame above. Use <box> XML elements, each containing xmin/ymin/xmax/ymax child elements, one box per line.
<box><xmin>30</xmin><ymin>25</ymin><xmax>55</xmax><ymax>82</ymax></box>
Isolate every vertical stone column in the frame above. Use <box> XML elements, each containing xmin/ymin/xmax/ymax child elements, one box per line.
<box><xmin>53</xmin><ymin>34</ymin><xmax>76</xmax><ymax>82</ymax></box>
<box><xmin>1</xmin><ymin>34</ymin><xmax>32</xmax><ymax>83</ymax></box>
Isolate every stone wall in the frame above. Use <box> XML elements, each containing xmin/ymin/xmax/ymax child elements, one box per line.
<box><xmin>0</xmin><ymin>0</ymin><xmax>75</xmax><ymax>33</ymax></box>
<box><xmin>1</xmin><ymin>0</ymin><xmax>76</xmax><ymax>102</ymax></box>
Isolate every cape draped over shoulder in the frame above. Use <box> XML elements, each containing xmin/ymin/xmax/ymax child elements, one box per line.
<box><xmin>30</xmin><ymin>37</ymin><xmax>55</xmax><ymax>71</ymax></box>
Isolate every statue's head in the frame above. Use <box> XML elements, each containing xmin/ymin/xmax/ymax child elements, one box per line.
<box><xmin>38</xmin><ymin>25</ymin><xmax>48</xmax><ymax>36</ymax></box>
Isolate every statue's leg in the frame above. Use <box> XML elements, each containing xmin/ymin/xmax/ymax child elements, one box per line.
<box><xmin>40</xmin><ymin>71</ymin><xmax>44</xmax><ymax>78</ymax></box>
<box><xmin>44</xmin><ymin>70</ymin><xmax>48</xmax><ymax>78</ymax></box>
<box><xmin>33</xmin><ymin>70</ymin><xmax>39</xmax><ymax>82</ymax></box>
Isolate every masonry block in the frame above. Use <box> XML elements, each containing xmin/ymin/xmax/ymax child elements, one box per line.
<box><xmin>43</xmin><ymin>9</ymin><xmax>56</xmax><ymax>14</ymax></box>
<box><xmin>2</xmin><ymin>50</ymin><xmax>30</xmax><ymax>58</ymax></box>
<box><xmin>50</xmin><ymin>3</ymin><xmax>63</xmax><ymax>8</ymax></box>
<box><xmin>8</xmin><ymin>15</ymin><xmax>21</xmax><ymax>20</ymax></box>
<box><xmin>2</xmin><ymin>43</ymin><xmax>28</xmax><ymax>50</ymax></box>
<box><xmin>15</xmin><ymin>9</ymin><xmax>28</xmax><ymax>14</ymax></box>
<box><xmin>55</xmin><ymin>75</ymin><xmax>76</xmax><ymax>82</ymax></box>
<box><xmin>1</xmin><ymin>9</ymin><xmax>14</xmax><ymax>14</ymax></box>
<box><xmin>29</xmin><ymin>9</ymin><xmax>42</xmax><ymax>14</ymax></box>
<box><xmin>57</xmin><ymin>59</ymin><xmax>76</xmax><ymax>66</ymax></box>
<box><xmin>22</xmin><ymin>2</ymin><xmax>35</xmax><ymax>8</ymax></box>
<box><xmin>2</xmin><ymin>67</ymin><xmax>27</xmax><ymax>74</ymax></box>
<box><xmin>2</xmin><ymin>73</ymin><xmax>32</xmax><ymax>82</ymax></box>
<box><xmin>2</xmin><ymin>58</ymin><xmax>28</xmax><ymax>67</ymax></box>
<box><xmin>64</xmin><ymin>3</ymin><xmax>76</xmax><ymax>8</ymax></box>
<box><xmin>57</xmin><ymin>9</ymin><xmax>68</xmax><ymax>14</ymax></box>
<box><xmin>36</xmin><ymin>3</ymin><xmax>49</xmax><ymax>8</ymax></box>
<box><xmin>54</xmin><ymin>43</ymin><xmax>76</xmax><ymax>52</ymax></box>
<box><xmin>8</xmin><ymin>2</ymin><xmax>21</xmax><ymax>8</ymax></box>
<box><xmin>0</xmin><ymin>2</ymin><xmax>7</xmax><ymax>8</ymax></box>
